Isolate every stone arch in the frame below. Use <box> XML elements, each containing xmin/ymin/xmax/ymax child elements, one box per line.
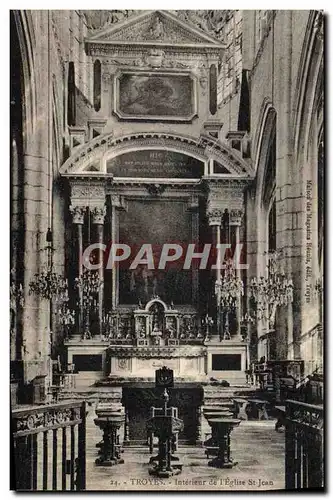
<box><xmin>60</xmin><ymin>131</ymin><xmax>254</xmax><ymax>178</ymax></box>
<box><xmin>11</xmin><ymin>10</ymin><xmax>37</xmax><ymax>146</ymax></box>
<box><xmin>293</xmin><ymin>11</ymin><xmax>324</xmax><ymax>162</ymax></box>
<box><xmin>254</xmin><ymin>102</ymin><xmax>276</xmax><ymax>207</ymax></box>
<box><xmin>145</xmin><ymin>298</ymin><xmax>169</xmax><ymax>312</ymax></box>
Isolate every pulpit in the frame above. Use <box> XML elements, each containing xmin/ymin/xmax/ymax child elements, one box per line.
<box><xmin>147</xmin><ymin>389</ymin><xmax>183</xmax><ymax>477</ymax></box>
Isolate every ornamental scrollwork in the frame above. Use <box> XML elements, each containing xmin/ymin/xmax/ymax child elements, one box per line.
<box><xmin>287</xmin><ymin>402</ymin><xmax>323</xmax><ymax>431</ymax></box>
<box><xmin>12</xmin><ymin>404</ymin><xmax>84</xmax><ymax>437</ymax></box>
<box><xmin>71</xmin><ymin>184</ymin><xmax>105</xmax><ymax>201</ymax></box>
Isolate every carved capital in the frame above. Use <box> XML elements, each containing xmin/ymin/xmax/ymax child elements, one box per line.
<box><xmin>91</xmin><ymin>206</ymin><xmax>107</xmax><ymax>225</ymax></box>
<box><xmin>70</xmin><ymin>205</ymin><xmax>86</xmax><ymax>225</ymax></box>
<box><xmin>188</xmin><ymin>195</ymin><xmax>200</xmax><ymax>211</ymax></box>
<box><xmin>111</xmin><ymin>194</ymin><xmax>128</xmax><ymax>211</ymax></box>
<box><xmin>207</xmin><ymin>208</ymin><xmax>223</xmax><ymax>226</ymax></box>
<box><xmin>229</xmin><ymin>208</ymin><xmax>243</xmax><ymax>226</ymax></box>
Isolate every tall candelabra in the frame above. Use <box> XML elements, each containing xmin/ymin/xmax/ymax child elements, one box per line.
<box><xmin>215</xmin><ymin>259</ymin><xmax>244</xmax><ymax>340</ymax></box>
<box><xmin>75</xmin><ymin>269</ymin><xmax>103</xmax><ymax>339</ymax></box>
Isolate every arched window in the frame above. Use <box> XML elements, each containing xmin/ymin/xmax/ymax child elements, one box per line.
<box><xmin>262</xmin><ymin>125</ymin><xmax>276</xmax><ymax>209</ymax></box>
<box><xmin>67</xmin><ymin>61</ymin><xmax>76</xmax><ymax>126</ymax></box>
<box><xmin>93</xmin><ymin>59</ymin><xmax>101</xmax><ymax>112</ymax></box>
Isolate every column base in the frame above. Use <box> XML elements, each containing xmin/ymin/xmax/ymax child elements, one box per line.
<box><xmin>95</xmin><ymin>457</ymin><xmax>124</xmax><ymax>467</ymax></box>
<box><xmin>208</xmin><ymin>458</ymin><xmax>238</xmax><ymax>469</ymax></box>
<box><xmin>148</xmin><ymin>465</ymin><xmax>182</xmax><ymax>478</ymax></box>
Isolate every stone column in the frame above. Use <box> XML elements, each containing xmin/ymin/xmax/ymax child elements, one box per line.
<box><xmin>110</xmin><ymin>195</ymin><xmax>128</xmax><ymax>309</ymax></box>
<box><xmin>69</xmin><ymin>180</ymin><xmax>106</xmax><ymax>337</ymax></box>
<box><xmin>230</xmin><ymin>209</ymin><xmax>244</xmax><ymax>338</ymax></box>
<box><xmin>207</xmin><ymin>209</ymin><xmax>223</xmax><ymax>338</ymax></box>
<box><xmin>206</xmin><ymin>180</ymin><xmax>248</xmax><ymax>339</ymax></box>
<box><xmin>188</xmin><ymin>196</ymin><xmax>200</xmax><ymax>307</ymax></box>
<box><xmin>91</xmin><ymin>206</ymin><xmax>107</xmax><ymax>337</ymax></box>
<box><xmin>70</xmin><ymin>206</ymin><xmax>86</xmax><ymax>331</ymax></box>
<box><xmin>18</xmin><ymin>11</ymin><xmax>52</xmax><ymax>387</ymax></box>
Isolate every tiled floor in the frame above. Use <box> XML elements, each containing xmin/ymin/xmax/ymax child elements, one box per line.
<box><xmin>86</xmin><ymin>409</ymin><xmax>285</xmax><ymax>491</ymax></box>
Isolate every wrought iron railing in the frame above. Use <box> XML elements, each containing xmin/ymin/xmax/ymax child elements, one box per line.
<box><xmin>11</xmin><ymin>401</ymin><xmax>86</xmax><ymax>491</ymax></box>
<box><xmin>285</xmin><ymin>400</ymin><xmax>324</xmax><ymax>490</ymax></box>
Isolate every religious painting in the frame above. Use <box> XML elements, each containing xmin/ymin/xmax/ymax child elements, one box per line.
<box><xmin>118</xmin><ymin>200</ymin><xmax>193</xmax><ymax>305</ymax></box>
<box><xmin>114</xmin><ymin>72</ymin><xmax>197</xmax><ymax>121</ymax></box>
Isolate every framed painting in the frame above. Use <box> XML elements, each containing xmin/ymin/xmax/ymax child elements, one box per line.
<box><xmin>113</xmin><ymin>71</ymin><xmax>198</xmax><ymax>121</ymax></box>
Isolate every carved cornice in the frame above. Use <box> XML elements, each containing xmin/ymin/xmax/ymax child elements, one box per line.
<box><xmin>85</xmin><ymin>10</ymin><xmax>225</xmax><ymax>55</ymax></box>
<box><xmin>107</xmin><ymin>345</ymin><xmax>206</xmax><ymax>358</ymax></box>
<box><xmin>70</xmin><ymin>180</ymin><xmax>106</xmax><ymax>208</ymax></box>
<box><xmin>145</xmin><ymin>184</ymin><xmax>166</xmax><ymax>196</ymax></box>
<box><xmin>84</xmin><ymin>10</ymin><xmax>230</xmax><ymax>44</ymax></box>
<box><xmin>206</xmin><ymin>180</ymin><xmax>247</xmax><ymax>214</ymax></box>
<box><xmin>101</xmin><ymin>49</ymin><xmax>203</xmax><ymax>71</ymax></box>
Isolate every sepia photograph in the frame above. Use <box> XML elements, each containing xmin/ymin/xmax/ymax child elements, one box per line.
<box><xmin>10</xmin><ymin>8</ymin><xmax>324</xmax><ymax>492</ymax></box>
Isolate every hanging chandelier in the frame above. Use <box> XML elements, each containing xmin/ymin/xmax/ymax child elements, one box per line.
<box><xmin>29</xmin><ymin>267</ymin><xmax>69</xmax><ymax>303</ymax></box>
<box><xmin>248</xmin><ymin>251</ymin><xmax>293</xmax><ymax>328</ymax></box>
<box><xmin>215</xmin><ymin>258</ymin><xmax>244</xmax><ymax>310</ymax></box>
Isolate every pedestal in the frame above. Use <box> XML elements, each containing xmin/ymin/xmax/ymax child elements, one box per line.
<box><xmin>94</xmin><ymin>414</ymin><xmax>125</xmax><ymax>466</ymax></box>
<box><xmin>147</xmin><ymin>404</ymin><xmax>183</xmax><ymax>478</ymax></box>
<box><xmin>207</xmin><ymin>418</ymin><xmax>240</xmax><ymax>469</ymax></box>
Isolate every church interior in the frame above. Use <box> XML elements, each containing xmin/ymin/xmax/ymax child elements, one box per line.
<box><xmin>10</xmin><ymin>10</ymin><xmax>324</xmax><ymax>491</ymax></box>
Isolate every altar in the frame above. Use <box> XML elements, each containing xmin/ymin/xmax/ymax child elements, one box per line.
<box><xmin>60</xmin><ymin>12</ymin><xmax>253</xmax><ymax>398</ymax></box>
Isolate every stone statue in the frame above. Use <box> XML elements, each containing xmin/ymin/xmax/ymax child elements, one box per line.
<box><xmin>149</xmin><ymin>16</ymin><xmax>164</xmax><ymax>39</ymax></box>
<box><xmin>136</xmin><ymin>317</ymin><xmax>146</xmax><ymax>338</ymax></box>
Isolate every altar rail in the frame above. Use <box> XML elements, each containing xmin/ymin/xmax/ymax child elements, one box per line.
<box><xmin>285</xmin><ymin>400</ymin><xmax>324</xmax><ymax>490</ymax></box>
<box><xmin>11</xmin><ymin>401</ymin><xmax>86</xmax><ymax>491</ymax></box>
